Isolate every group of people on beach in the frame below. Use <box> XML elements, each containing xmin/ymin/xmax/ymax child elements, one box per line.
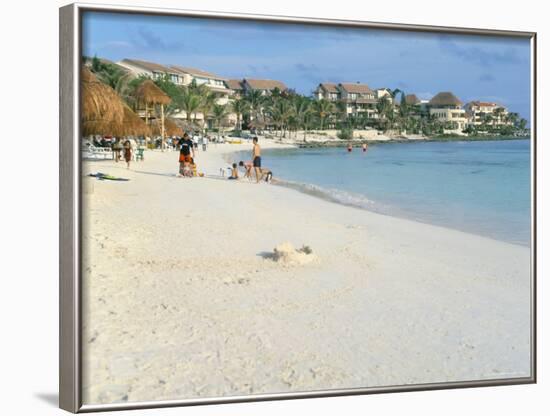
<box><xmin>111</xmin><ymin>139</ymin><xmax>134</xmax><ymax>169</ymax></box>
<box><xmin>177</xmin><ymin>133</ymin><xmax>199</xmax><ymax>177</ymax></box>
<box><xmin>227</xmin><ymin>137</ymin><xmax>273</xmax><ymax>183</ymax></box>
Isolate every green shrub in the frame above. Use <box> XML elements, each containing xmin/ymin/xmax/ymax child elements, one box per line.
<box><xmin>337</xmin><ymin>127</ymin><xmax>354</xmax><ymax>140</ymax></box>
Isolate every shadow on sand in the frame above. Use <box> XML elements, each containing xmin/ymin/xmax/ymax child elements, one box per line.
<box><xmin>34</xmin><ymin>392</ymin><xmax>58</xmax><ymax>407</ymax></box>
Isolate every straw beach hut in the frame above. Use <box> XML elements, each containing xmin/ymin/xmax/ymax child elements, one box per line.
<box><xmin>81</xmin><ymin>67</ymin><xmax>126</xmax><ymax>135</ymax></box>
<box><xmin>81</xmin><ymin>67</ymin><xmax>150</xmax><ymax>138</ymax></box>
<box><xmin>111</xmin><ymin>105</ymin><xmax>151</xmax><ymax>137</ymax></box>
<box><xmin>134</xmin><ymin>80</ymin><xmax>171</xmax><ymax>148</ymax></box>
<box><xmin>134</xmin><ymin>79</ymin><xmax>171</xmax><ymax>108</ymax></box>
<box><xmin>151</xmin><ymin>117</ymin><xmax>183</xmax><ymax>137</ymax></box>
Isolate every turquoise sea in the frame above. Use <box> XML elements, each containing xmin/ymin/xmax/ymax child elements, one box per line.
<box><xmin>235</xmin><ymin>139</ymin><xmax>531</xmax><ymax>246</ymax></box>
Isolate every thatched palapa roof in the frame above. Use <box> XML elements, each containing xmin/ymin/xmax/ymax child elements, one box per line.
<box><xmin>116</xmin><ymin>105</ymin><xmax>151</xmax><ymax>137</ymax></box>
<box><xmin>404</xmin><ymin>94</ymin><xmax>421</xmax><ymax>105</ymax></box>
<box><xmin>151</xmin><ymin>118</ymin><xmax>184</xmax><ymax>137</ymax></box>
<box><xmin>82</xmin><ymin>104</ymin><xmax>151</xmax><ymax>137</ymax></box>
<box><xmin>429</xmin><ymin>92</ymin><xmax>463</xmax><ymax>107</ymax></box>
<box><xmin>135</xmin><ymin>80</ymin><xmax>171</xmax><ymax>105</ymax></box>
<box><xmin>81</xmin><ymin>67</ymin><xmax>125</xmax><ymax>127</ymax></box>
<box><xmin>81</xmin><ymin>67</ymin><xmax>149</xmax><ymax>137</ymax></box>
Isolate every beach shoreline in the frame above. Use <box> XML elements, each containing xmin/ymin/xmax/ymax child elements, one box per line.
<box><xmin>81</xmin><ymin>140</ymin><xmax>531</xmax><ymax>405</ymax></box>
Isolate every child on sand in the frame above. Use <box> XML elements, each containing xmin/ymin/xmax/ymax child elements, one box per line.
<box><xmin>258</xmin><ymin>168</ymin><xmax>273</xmax><ymax>183</ymax></box>
<box><xmin>228</xmin><ymin>163</ymin><xmax>239</xmax><ymax>180</ymax></box>
<box><xmin>239</xmin><ymin>160</ymin><xmax>253</xmax><ymax>180</ymax></box>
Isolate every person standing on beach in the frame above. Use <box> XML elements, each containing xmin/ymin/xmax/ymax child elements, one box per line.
<box><xmin>192</xmin><ymin>134</ymin><xmax>200</xmax><ymax>152</ymax></box>
<box><xmin>123</xmin><ymin>139</ymin><xmax>132</xmax><ymax>169</ymax></box>
<box><xmin>112</xmin><ymin>138</ymin><xmax>122</xmax><ymax>162</ymax></box>
<box><xmin>252</xmin><ymin>137</ymin><xmax>262</xmax><ymax>183</ymax></box>
<box><xmin>201</xmin><ymin>135</ymin><xmax>208</xmax><ymax>152</ymax></box>
<box><xmin>178</xmin><ymin>133</ymin><xmax>195</xmax><ymax>176</ymax></box>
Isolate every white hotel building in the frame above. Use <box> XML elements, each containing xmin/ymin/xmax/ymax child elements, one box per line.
<box><xmin>117</xmin><ymin>59</ymin><xmax>235</xmax><ymax>125</ymax></box>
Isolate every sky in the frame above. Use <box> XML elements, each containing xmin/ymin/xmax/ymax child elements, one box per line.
<box><xmin>82</xmin><ymin>12</ymin><xmax>532</xmax><ymax>122</ymax></box>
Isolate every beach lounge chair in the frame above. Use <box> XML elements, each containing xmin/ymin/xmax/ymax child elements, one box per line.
<box><xmin>82</xmin><ymin>141</ymin><xmax>113</xmax><ymax>160</ymax></box>
<box><xmin>135</xmin><ymin>148</ymin><xmax>145</xmax><ymax>161</ymax></box>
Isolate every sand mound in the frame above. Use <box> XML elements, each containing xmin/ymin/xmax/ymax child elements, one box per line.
<box><xmin>270</xmin><ymin>242</ymin><xmax>317</xmax><ymax>265</ymax></box>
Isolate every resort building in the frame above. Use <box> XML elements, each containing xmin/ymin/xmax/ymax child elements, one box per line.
<box><xmin>403</xmin><ymin>94</ymin><xmax>430</xmax><ymax>114</ymax></box>
<box><xmin>169</xmin><ymin>65</ymin><xmax>233</xmax><ymax>106</ymax></box>
<box><xmin>464</xmin><ymin>101</ymin><xmax>511</xmax><ymax>126</ymax></box>
<box><xmin>314</xmin><ymin>83</ymin><xmax>340</xmax><ymax>101</ymax></box>
<box><xmin>338</xmin><ymin>82</ymin><xmax>379</xmax><ymax>118</ymax></box>
<box><xmin>117</xmin><ymin>58</ymin><xmax>237</xmax><ymax>129</ymax></box>
<box><xmin>225</xmin><ymin>79</ymin><xmax>246</xmax><ymax>98</ymax></box>
<box><xmin>427</xmin><ymin>92</ymin><xmax>468</xmax><ymax>131</ymax></box>
<box><xmin>314</xmin><ymin>82</ymin><xmax>388</xmax><ymax>118</ymax></box>
<box><xmin>375</xmin><ymin>88</ymin><xmax>393</xmax><ymax>102</ymax></box>
<box><xmin>242</xmin><ymin>79</ymin><xmax>288</xmax><ymax>96</ymax></box>
<box><xmin>117</xmin><ymin>59</ymin><xmax>185</xmax><ymax>85</ymax></box>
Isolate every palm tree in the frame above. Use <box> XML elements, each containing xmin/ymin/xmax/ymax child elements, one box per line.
<box><xmin>293</xmin><ymin>97</ymin><xmax>312</xmax><ymax>141</ymax></box>
<box><xmin>494</xmin><ymin>107</ymin><xmax>506</xmax><ymax>127</ymax></box>
<box><xmin>200</xmin><ymin>92</ymin><xmax>216</xmax><ymax>130</ymax></box>
<box><xmin>302</xmin><ymin>112</ymin><xmax>315</xmax><ymax>142</ymax></box>
<box><xmin>269</xmin><ymin>98</ymin><xmax>293</xmax><ymax>138</ymax></box>
<box><xmin>334</xmin><ymin>100</ymin><xmax>349</xmax><ymax>128</ymax></box>
<box><xmin>184</xmin><ymin>80</ymin><xmax>215</xmax><ymax>130</ymax></box>
<box><xmin>180</xmin><ymin>89</ymin><xmax>202</xmax><ymax>123</ymax></box>
<box><xmin>231</xmin><ymin>98</ymin><xmax>250</xmax><ymax>134</ymax></box>
<box><xmin>212</xmin><ymin>104</ymin><xmax>229</xmax><ymax>139</ymax></box>
<box><xmin>482</xmin><ymin>113</ymin><xmax>494</xmax><ymax>131</ymax></box>
<box><xmin>518</xmin><ymin>118</ymin><xmax>528</xmax><ymax>131</ymax></box>
<box><xmin>311</xmin><ymin>99</ymin><xmax>335</xmax><ymax>130</ymax></box>
<box><xmin>376</xmin><ymin>96</ymin><xmax>393</xmax><ymax>131</ymax></box>
<box><xmin>114</xmin><ymin>72</ymin><xmax>138</xmax><ymax>107</ymax></box>
<box><xmin>89</xmin><ymin>56</ymin><xmax>138</xmax><ymax>106</ymax></box>
<box><xmin>244</xmin><ymin>90</ymin><xmax>267</xmax><ymax>131</ymax></box>
<box><xmin>390</xmin><ymin>88</ymin><xmax>402</xmax><ymax>100</ymax></box>
<box><xmin>376</xmin><ymin>96</ymin><xmax>393</xmax><ymax>119</ymax></box>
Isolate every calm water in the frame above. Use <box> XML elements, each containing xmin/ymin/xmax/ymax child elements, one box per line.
<box><xmin>234</xmin><ymin>139</ymin><xmax>532</xmax><ymax>246</ymax></box>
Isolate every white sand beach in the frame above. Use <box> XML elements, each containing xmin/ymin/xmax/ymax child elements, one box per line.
<box><xmin>81</xmin><ymin>140</ymin><xmax>531</xmax><ymax>405</ymax></box>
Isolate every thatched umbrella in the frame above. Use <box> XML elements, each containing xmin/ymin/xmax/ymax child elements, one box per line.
<box><xmin>135</xmin><ymin>80</ymin><xmax>171</xmax><ymax>148</ymax></box>
<box><xmin>151</xmin><ymin>117</ymin><xmax>183</xmax><ymax>137</ymax></box>
<box><xmin>81</xmin><ymin>67</ymin><xmax>126</xmax><ymax>135</ymax></box>
<box><xmin>429</xmin><ymin>92</ymin><xmax>463</xmax><ymax>107</ymax></box>
<box><xmin>112</xmin><ymin>105</ymin><xmax>151</xmax><ymax>137</ymax></box>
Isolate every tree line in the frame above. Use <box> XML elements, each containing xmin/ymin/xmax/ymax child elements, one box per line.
<box><xmin>86</xmin><ymin>56</ymin><xmax>529</xmax><ymax>140</ymax></box>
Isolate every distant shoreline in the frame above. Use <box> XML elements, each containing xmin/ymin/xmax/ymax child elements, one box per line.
<box><xmin>286</xmin><ymin>135</ymin><xmax>531</xmax><ymax>148</ymax></box>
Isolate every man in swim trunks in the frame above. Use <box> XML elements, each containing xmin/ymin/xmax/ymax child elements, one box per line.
<box><xmin>252</xmin><ymin>137</ymin><xmax>262</xmax><ymax>183</ymax></box>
